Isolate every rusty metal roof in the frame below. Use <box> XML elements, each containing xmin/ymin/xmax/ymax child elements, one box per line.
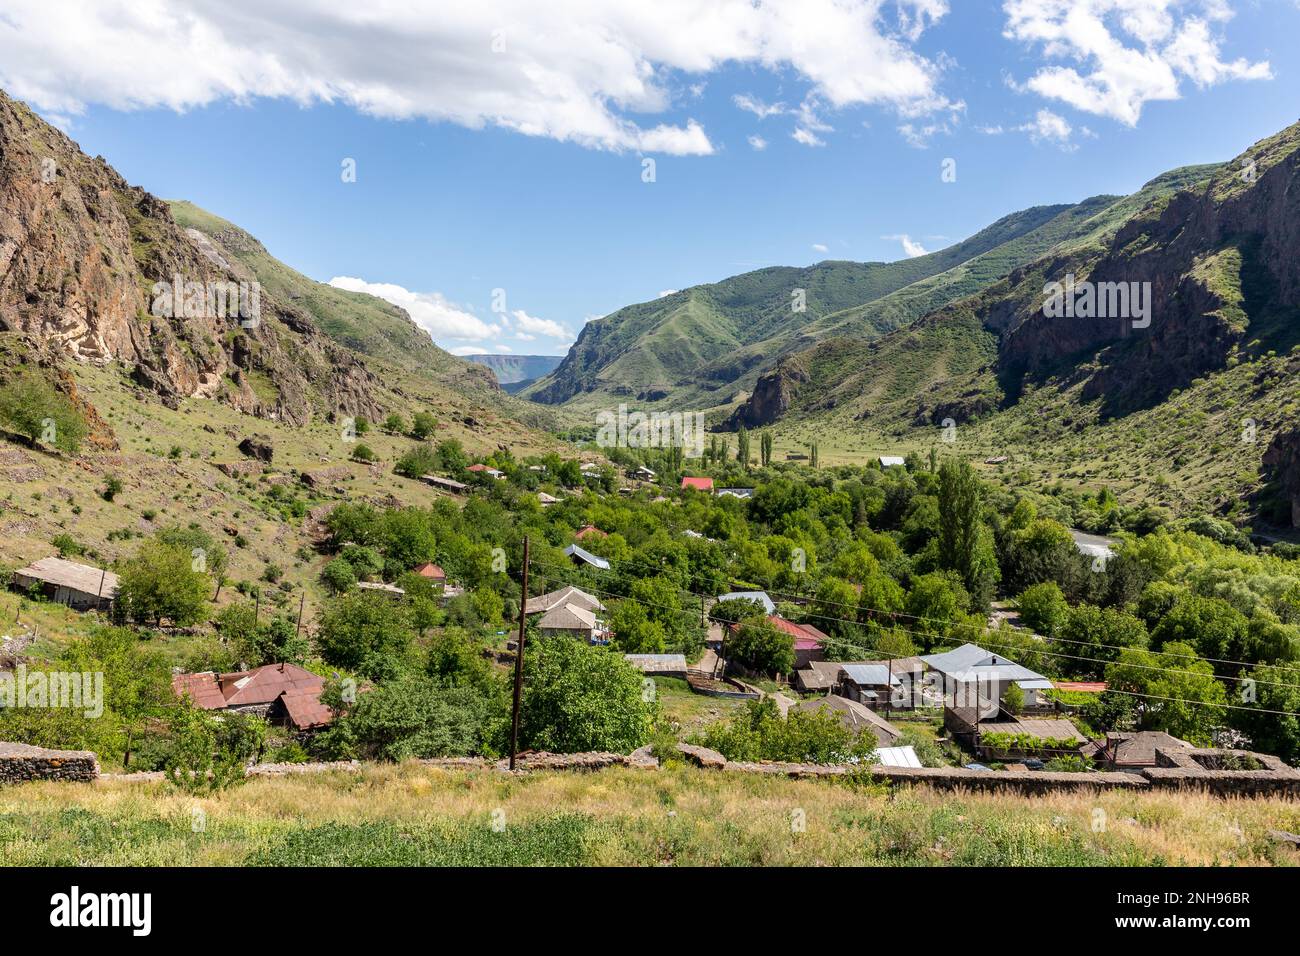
<box><xmin>171</xmin><ymin>671</ymin><xmax>226</xmax><ymax>709</ymax></box>
<box><xmin>279</xmin><ymin>690</ymin><xmax>334</xmax><ymax>730</ymax></box>
<box><xmin>219</xmin><ymin>663</ymin><xmax>324</xmax><ymax>707</ymax></box>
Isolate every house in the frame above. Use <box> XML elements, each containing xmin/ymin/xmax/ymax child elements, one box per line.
<box><xmin>715</xmin><ymin>590</ymin><xmax>776</xmax><ymax>615</ymax></box>
<box><xmin>837</xmin><ymin>663</ymin><xmax>906</xmax><ymax>708</ymax></box>
<box><xmin>466</xmin><ymin>463</ymin><xmax>505</xmax><ymax>480</ymax></box>
<box><xmin>631</xmin><ymin>465</ymin><xmax>657</xmax><ymax>480</ymax></box>
<box><xmin>715</xmin><ymin>487</ymin><xmax>754</xmax><ymax>499</ymax></box>
<box><xmin>524</xmin><ymin>586</ymin><xmax>605</xmax><ymax>615</ymax></box>
<box><xmin>794</xmin><ymin>659</ymin><xmax>853</xmax><ymax>694</ymax></box>
<box><xmin>358</xmin><ymin>581</ymin><xmax>405</xmax><ymax>596</ymax></box>
<box><xmin>422</xmin><ymin>474</ymin><xmax>468</xmax><ymax>494</ymax></box>
<box><xmin>564</xmin><ymin>543</ymin><xmax>610</xmax><ymax>570</ymax></box>
<box><xmin>623</xmin><ymin>653</ymin><xmax>688</xmax><ymax>678</ymax></box>
<box><xmin>1081</xmin><ymin>731</ymin><xmax>1192</xmax><ymax>771</ymax></box>
<box><xmin>975</xmin><ymin>717</ymin><xmax>1086</xmax><ymax>759</ymax></box>
<box><xmin>680</xmin><ymin>476</ymin><xmax>714</xmax><ymax>492</ymax></box>
<box><xmin>878</xmin><ymin>455</ymin><xmax>906</xmax><ymax>468</ymax></box>
<box><xmin>985</xmin><ymin>455</ymin><xmax>1009</xmax><ymax>465</ymax></box>
<box><xmin>794</xmin><ymin>695</ymin><xmax>902</xmax><ymax>746</ymax></box>
<box><xmin>537</xmin><ymin>602</ymin><xmax>605</xmax><ymax>642</ymax></box>
<box><xmin>12</xmin><ymin>557</ymin><xmax>119</xmax><ymax>611</ymax></box>
<box><xmin>920</xmin><ymin>642</ymin><xmax>1053</xmax><ymax>722</ymax></box>
<box><xmin>575</xmin><ymin>524</ymin><xmax>607</xmax><ymax>541</ymax></box>
<box><xmin>727</xmin><ymin>614</ymin><xmax>826</xmax><ymax>669</ymax></box>
<box><xmin>413</xmin><ymin>563</ymin><xmax>446</xmax><ymax>588</ymax></box>
<box><xmin>537</xmin><ymin>491</ymin><xmax>559</xmax><ymax>506</ymax></box>
<box><xmin>171</xmin><ymin>663</ymin><xmax>334</xmax><ymax>731</ymax></box>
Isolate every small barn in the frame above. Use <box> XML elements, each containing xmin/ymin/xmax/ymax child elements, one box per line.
<box><xmin>12</xmin><ymin>557</ymin><xmax>118</xmax><ymax>611</ymax></box>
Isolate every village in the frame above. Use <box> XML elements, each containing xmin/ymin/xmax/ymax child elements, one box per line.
<box><xmin>5</xmin><ymin>443</ymin><xmax>1295</xmax><ymax>794</ymax></box>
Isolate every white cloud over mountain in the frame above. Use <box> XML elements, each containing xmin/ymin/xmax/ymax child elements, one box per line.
<box><xmin>0</xmin><ymin>0</ymin><xmax>957</xmax><ymax>156</ymax></box>
<box><xmin>328</xmin><ymin>277</ymin><xmax>498</xmax><ymax>341</ymax></box>
<box><xmin>1002</xmin><ymin>0</ymin><xmax>1270</xmax><ymax>126</ymax></box>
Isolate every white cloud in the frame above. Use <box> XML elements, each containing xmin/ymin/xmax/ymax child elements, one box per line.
<box><xmin>792</xmin><ymin>127</ymin><xmax>826</xmax><ymax>147</ymax></box>
<box><xmin>0</xmin><ymin>0</ymin><xmax>957</xmax><ymax>155</ymax></box>
<box><xmin>747</xmin><ymin>134</ymin><xmax>768</xmax><ymax>150</ymax></box>
<box><xmin>1022</xmin><ymin>108</ymin><xmax>1075</xmax><ymax>146</ymax></box>
<box><xmin>812</xmin><ymin>243</ymin><xmax>829</xmax><ymax>253</ymax></box>
<box><xmin>511</xmin><ymin>308</ymin><xmax>570</xmax><ymax>340</ymax></box>
<box><xmin>450</xmin><ymin>345</ymin><xmax>486</xmax><ymax>356</ymax></box>
<box><xmin>1002</xmin><ymin>0</ymin><xmax>1270</xmax><ymax>126</ymax></box>
<box><xmin>733</xmin><ymin>93</ymin><xmax>786</xmax><ymax>118</ymax></box>
<box><xmin>658</xmin><ymin>289</ymin><xmax>679</xmax><ymax>298</ymax></box>
<box><xmin>328</xmin><ymin>277</ymin><xmax>497</xmax><ymax>341</ymax></box>
<box><xmin>883</xmin><ymin>234</ymin><xmax>928</xmax><ymax>258</ymax></box>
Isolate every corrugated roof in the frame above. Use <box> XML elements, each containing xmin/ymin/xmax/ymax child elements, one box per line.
<box><xmin>839</xmin><ymin>663</ymin><xmax>904</xmax><ymax>688</ymax></box>
<box><xmin>414</xmin><ymin>563</ymin><xmax>446</xmax><ymax>579</ymax></box>
<box><xmin>875</xmin><ymin>745</ymin><xmax>922</xmax><ymax>768</ymax></box>
<box><xmin>14</xmin><ymin>556</ymin><xmax>119</xmax><ymax>597</ymax></box>
<box><xmin>279</xmin><ymin>690</ymin><xmax>334</xmax><ymax>730</ymax></box>
<box><xmin>716</xmin><ymin>591</ymin><xmax>776</xmax><ymax>614</ymax></box>
<box><xmin>220</xmin><ymin>663</ymin><xmax>325</xmax><ymax>707</ymax></box>
<box><xmin>921</xmin><ymin>642</ymin><xmax>1047</xmax><ymax>684</ymax></box>
<box><xmin>538</xmin><ymin>602</ymin><xmax>597</xmax><ymax>631</ymax></box>
<box><xmin>680</xmin><ymin>476</ymin><xmax>714</xmax><ymax>491</ymax></box>
<box><xmin>564</xmin><ymin>544</ymin><xmax>610</xmax><ymax>569</ymax></box>
<box><xmin>795</xmin><ymin>694</ymin><xmax>901</xmax><ymax>745</ymax></box>
<box><xmin>624</xmin><ymin>654</ymin><xmax>687</xmax><ymax>673</ymax></box>
<box><xmin>171</xmin><ymin>671</ymin><xmax>226</xmax><ymax>709</ymax></box>
<box><xmin>524</xmin><ymin>586</ymin><xmax>604</xmax><ymax>615</ymax></box>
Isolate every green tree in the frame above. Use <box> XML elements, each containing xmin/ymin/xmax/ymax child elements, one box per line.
<box><xmin>1016</xmin><ymin>582</ymin><xmax>1070</xmax><ymax>637</ymax></box>
<box><xmin>1104</xmin><ymin>641</ymin><xmax>1226</xmax><ymax>745</ymax></box>
<box><xmin>736</xmin><ymin>426</ymin><xmax>750</xmax><ymax>468</ymax></box>
<box><xmin>760</xmin><ymin>430</ymin><xmax>773</xmax><ymax>467</ymax></box>
<box><xmin>114</xmin><ymin>541</ymin><xmax>210</xmax><ymax>627</ymax></box>
<box><xmin>729</xmin><ymin>617</ymin><xmax>795</xmax><ymax>675</ymax></box>
<box><xmin>937</xmin><ymin>459</ymin><xmax>997</xmax><ymax>608</ymax></box>
<box><xmin>410</xmin><ymin>411</ymin><xmax>438</xmax><ymax>440</ymax></box>
<box><xmin>0</xmin><ymin>371</ymin><xmax>88</xmax><ymax>454</ymax></box>
<box><xmin>316</xmin><ymin>591</ymin><xmax>416</xmax><ymax>678</ymax></box>
<box><xmin>519</xmin><ymin>636</ymin><xmax>656</xmax><ymax>753</ymax></box>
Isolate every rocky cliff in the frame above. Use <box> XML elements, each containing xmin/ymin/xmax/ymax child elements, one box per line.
<box><xmin>0</xmin><ymin>90</ymin><xmax>391</xmax><ymax>426</ymax></box>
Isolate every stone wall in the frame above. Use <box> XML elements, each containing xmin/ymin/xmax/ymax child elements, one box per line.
<box><xmin>0</xmin><ymin>741</ymin><xmax>99</xmax><ymax>784</ymax></box>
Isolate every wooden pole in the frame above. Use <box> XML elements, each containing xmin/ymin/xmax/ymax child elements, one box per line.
<box><xmin>509</xmin><ymin>536</ymin><xmax>530</xmax><ymax>771</ymax></box>
<box><xmin>295</xmin><ymin>591</ymin><xmax>306</xmax><ymax>637</ymax></box>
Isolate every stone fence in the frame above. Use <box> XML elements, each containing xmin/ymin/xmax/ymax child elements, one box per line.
<box><xmin>6</xmin><ymin>739</ymin><xmax>1298</xmax><ymax>798</ymax></box>
<box><xmin>0</xmin><ymin>741</ymin><xmax>99</xmax><ymax>784</ymax></box>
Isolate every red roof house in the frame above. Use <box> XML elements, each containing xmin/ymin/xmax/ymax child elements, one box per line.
<box><xmin>680</xmin><ymin>476</ymin><xmax>714</xmax><ymax>492</ymax></box>
<box><xmin>727</xmin><ymin>615</ymin><xmax>827</xmax><ymax>670</ymax></box>
<box><xmin>414</xmin><ymin>562</ymin><xmax>446</xmax><ymax>581</ymax></box>
<box><xmin>575</xmin><ymin>525</ymin><xmax>607</xmax><ymax>541</ymax></box>
<box><xmin>171</xmin><ymin>663</ymin><xmax>334</xmax><ymax>731</ymax></box>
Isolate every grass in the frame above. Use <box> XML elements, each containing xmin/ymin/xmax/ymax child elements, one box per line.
<box><xmin>2</xmin><ymin>763</ymin><xmax>1298</xmax><ymax>866</ymax></box>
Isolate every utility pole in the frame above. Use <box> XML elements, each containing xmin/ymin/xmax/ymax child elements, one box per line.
<box><xmin>295</xmin><ymin>591</ymin><xmax>306</xmax><ymax>637</ymax></box>
<box><xmin>509</xmin><ymin>535</ymin><xmax>530</xmax><ymax>771</ymax></box>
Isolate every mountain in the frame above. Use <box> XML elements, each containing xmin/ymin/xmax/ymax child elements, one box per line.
<box><xmin>741</xmin><ymin>121</ymin><xmax>1300</xmax><ymax>525</ymax></box>
<box><xmin>521</xmin><ymin>198</ymin><xmax>1127</xmax><ymax>415</ymax></box>
<box><xmin>0</xmin><ymin>87</ymin><xmax>564</xmax><ymax>592</ymax></box>
<box><xmin>462</xmin><ymin>353</ymin><xmax>564</xmax><ymax>393</ymax></box>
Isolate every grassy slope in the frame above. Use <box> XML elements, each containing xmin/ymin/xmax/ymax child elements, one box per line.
<box><xmin>0</xmin><ymin>339</ymin><xmax>563</xmax><ymax>650</ymax></box>
<box><xmin>3</xmin><ymin>763</ymin><xmax>1296</xmax><ymax>866</ymax></box>
<box><xmin>522</xmin><ymin>202</ymin><xmax>1090</xmax><ymax>415</ymax></box>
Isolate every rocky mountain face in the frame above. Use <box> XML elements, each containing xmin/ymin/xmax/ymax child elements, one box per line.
<box><xmin>994</xmin><ymin>123</ymin><xmax>1300</xmax><ymax>418</ymax></box>
<box><xmin>0</xmin><ymin>90</ymin><xmax>411</xmax><ymax>427</ymax></box>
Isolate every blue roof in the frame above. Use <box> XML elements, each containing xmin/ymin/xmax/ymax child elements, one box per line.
<box><xmin>563</xmin><ymin>543</ymin><xmax>610</xmax><ymax>570</ymax></box>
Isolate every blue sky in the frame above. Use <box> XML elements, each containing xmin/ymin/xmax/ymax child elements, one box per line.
<box><xmin>2</xmin><ymin>1</ymin><xmax>1295</xmax><ymax>356</ymax></box>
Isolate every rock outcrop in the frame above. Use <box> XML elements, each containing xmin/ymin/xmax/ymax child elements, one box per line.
<box><xmin>1263</xmin><ymin>428</ymin><xmax>1300</xmax><ymax>527</ymax></box>
<box><xmin>0</xmin><ymin>89</ymin><xmax>385</xmax><ymax>426</ymax></box>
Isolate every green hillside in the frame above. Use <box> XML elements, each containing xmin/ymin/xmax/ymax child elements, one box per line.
<box><xmin>522</xmin><ymin>201</ymin><xmax>1096</xmax><ymax>414</ymax></box>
